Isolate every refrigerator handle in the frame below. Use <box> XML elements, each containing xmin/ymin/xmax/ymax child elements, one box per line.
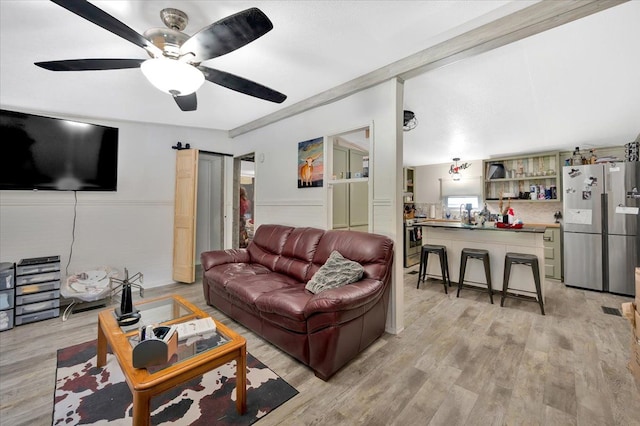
<box><xmin>602</xmin><ymin>192</ymin><xmax>609</xmax><ymax>293</ymax></box>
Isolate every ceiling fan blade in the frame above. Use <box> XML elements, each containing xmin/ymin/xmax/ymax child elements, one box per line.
<box><xmin>35</xmin><ymin>58</ymin><xmax>144</xmax><ymax>71</ymax></box>
<box><xmin>198</xmin><ymin>66</ymin><xmax>287</xmax><ymax>104</ymax></box>
<box><xmin>174</xmin><ymin>93</ymin><xmax>198</xmax><ymax>111</ymax></box>
<box><xmin>199</xmin><ymin>66</ymin><xmax>286</xmax><ymax>104</ymax></box>
<box><xmin>180</xmin><ymin>8</ymin><xmax>273</xmax><ymax>63</ymax></box>
<box><xmin>50</xmin><ymin>0</ymin><xmax>160</xmax><ymax>55</ymax></box>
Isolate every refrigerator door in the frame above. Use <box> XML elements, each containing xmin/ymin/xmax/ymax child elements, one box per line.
<box><xmin>608</xmin><ymin>234</ymin><xmax>637</xmax><ymax>295</ymax></box>
<box><xmin>562</xmin><ymin>164</ymin><xmax>605</xmax><ymax>234</ymax></box>
<box><xmin>563</xmin><ymin>232</ymin><xmax>603</xmax><ymax>291</ymax></box>
<box><xmin>606</xmin><ymin>162</ymin><xmax>639</xmax><ymax>237</ymax></box>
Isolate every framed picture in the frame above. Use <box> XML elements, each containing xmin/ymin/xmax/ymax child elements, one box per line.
<box><xmin>298</xmin><ymin>137</ymin><xmax>323</xmax><ymax>188</ymax></box>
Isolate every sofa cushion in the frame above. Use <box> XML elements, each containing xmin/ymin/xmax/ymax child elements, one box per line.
<box><xmin>204</xmin><ymin>263</ymin><xmax>272</xmax><ymax>289</ymax></box>
<box><xmin>273</xmin><ymin>227</ymin><xmax>324</xmax><ymax>282</ymax></box>
<box><xmin>256</xmin><ymin>286</ymin><xmax>313</xmax><ymax>333</ymax></box>
<box><xmin>247</xmin><ymin>224</ymin><xmax>294</xmax><ymax>270</ymax></box>
<box><xmin>225</xmin><ymin>272</ymin><xmax>300</xmax><ymax>306</ymax></box>
<box><xmin>308</xmin><ymin>229</ymin><xmax>394</xmax><ymax>282</ymax></box>
<box><xmin>305</xmin><ymin>251</ymin><xmax>364</xmax><ymax>294</ymax></box>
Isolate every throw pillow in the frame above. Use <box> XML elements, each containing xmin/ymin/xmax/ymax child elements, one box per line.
<box><xmin>305</xmin><ymin>250</ymin><xmax>364</xmax><ymax>294</ymax></box>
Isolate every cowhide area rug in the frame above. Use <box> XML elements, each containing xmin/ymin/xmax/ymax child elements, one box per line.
<box><xmin>53</xmin><ymin>340</ymin><xmax>298</xmax><ymax>425</ymax></box>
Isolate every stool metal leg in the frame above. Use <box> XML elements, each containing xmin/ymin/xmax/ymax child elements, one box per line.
<box><xmin>501</xmin><ymin>258</ymin><xmax>511</xmax><ymax>307</ymax></box>
<box><xmin>443</xmin><ymin>250</ymin><xmax>452</xmax><ymax>287</ymax></box>
<box><xmin>438</xmin><ymin>251</ymin><xmax>448</xmax><ymax>294</ymax></box>
<box><xmin>531</xmin><ymin>259</ymin><xmax>545</xmax><ymax>315</ymax></box>
<box><xmin>483</xmin><ymin>255</ymin><xmax>493</xmax><ymax>304</ymax></box>
<box><xmin>417</xmin><ymin>248</ymin><xmax>426</xmax><ymax>288</ymax></box>
<box><xmin>457</xmin><ymin>253</ymin><xmax>467</xmax><ymax>298</ymax></box>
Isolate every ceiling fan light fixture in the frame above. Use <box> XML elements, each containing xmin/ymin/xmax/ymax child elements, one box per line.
<box><xmin>141</xmin><ymin>58</ymin><xmax>204</xmax><ymax>96</ymax></box>
<box><xmin>452</xmin><ymin>157</ymin><xmax>461</xmax><ymax>181</ymax></box>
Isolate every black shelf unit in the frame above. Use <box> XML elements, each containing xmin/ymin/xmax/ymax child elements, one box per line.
<box><xmin>15</xmin><ymin>256</ymin><xmax>61</xmax><ymax>325</ymax></box>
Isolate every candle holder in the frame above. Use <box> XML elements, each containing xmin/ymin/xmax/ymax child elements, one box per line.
<box><xmin>110</xmin><ymin>268</ymin><xmax>144</xmax><ymax>326</ymax></box>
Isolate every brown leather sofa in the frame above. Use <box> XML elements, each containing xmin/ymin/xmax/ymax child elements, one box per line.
<box><xmin>201</xmin><ymin>224</ymin><xmax>394</xmax><ymax>380</ymax></box>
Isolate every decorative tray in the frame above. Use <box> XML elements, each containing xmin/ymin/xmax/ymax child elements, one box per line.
<box><xmin>496</xmin><ymin>223</ymin><xmax>523</xmax><ymax>229</ymax></box>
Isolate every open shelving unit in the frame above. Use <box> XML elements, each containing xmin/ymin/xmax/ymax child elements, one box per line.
<box><xmin>483</xmin><ymin>151</ymin><xmax>562</xmax><ymax>203</ymax></box>
<box><xmin>403</xmin><ymin>167</ymin><xmax>415</xmax><ymax>203</ymax></box>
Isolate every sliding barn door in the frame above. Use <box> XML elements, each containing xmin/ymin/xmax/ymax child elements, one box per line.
<box><xmin>172</xmin><ymin>149</ymin><xmax>199</xmax><ymax>283</ymax></box>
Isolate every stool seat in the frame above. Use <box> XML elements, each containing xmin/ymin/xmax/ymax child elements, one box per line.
<box><xmin>501</xmin><ymin>252</ymin><xmax>545</xmax><ymax>315</ymax></box>
<box><xmin>417</xmin><ymin>244</ymin><xmax>451</xmax><ymax>293</ymax></box>
<box><xmin>505</xmin><ymin>252</ymin><xmax>537</xmax><ymax>263</ymax></box>
<box><xmin>423</xmin><ymin>244</ymin><xmax>447</xmax><ymax>252</ymax></box>
<box><xmin>460</xmin><ymin>248</ymin><xmax>489</xmax><ymax>258</ymax></box>
<box><xmin>457</xmin><ymin>248</ymin><xmax>493</xmax><ymax>303</ymax></box>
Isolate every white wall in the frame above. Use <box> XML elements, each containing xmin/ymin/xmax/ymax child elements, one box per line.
<box><xmin>230</xmin><ymin>79</ymin><xmax>405</xmax><ymax>333</ymax></box>
<box><xmin>0</xmin><ymin>114</ymin><xmax>232</xmax><ymax>288</ymax></box>
<box><xmin>231</xmin><ymin>81</ymin><xmax>399</xmax><ymax>229</ymax></box>
<box><xmin>414</xmin><ymin>160</ymin><xmax>483</xmax><ymax>204</ymax></box>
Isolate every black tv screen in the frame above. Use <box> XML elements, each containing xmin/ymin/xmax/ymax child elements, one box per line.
<box><xmin>0</xmin><ymin>109</ymin><xmax>118</xmax><ymax>191</ymax></box>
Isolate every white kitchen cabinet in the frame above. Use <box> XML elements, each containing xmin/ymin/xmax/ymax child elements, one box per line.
<box><xmin>543</xmin><ymin>227</ymin><xmax>562</xmax><ymax>280</ymax></box>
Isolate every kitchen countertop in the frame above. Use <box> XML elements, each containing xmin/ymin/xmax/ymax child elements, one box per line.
<box><xmin>406</xmin><ymin>219</ymin><xmax>560</xmax><ymax>228</ymax></box>
<box><xmin>526</xmin><ymin>222</ymin><xmax>561</xmax><ymax>228</ymax></box>
<box><xmin>412</xmin><ymin>220</ymin><xmax>547</xmax><ymax>233</ymax></box>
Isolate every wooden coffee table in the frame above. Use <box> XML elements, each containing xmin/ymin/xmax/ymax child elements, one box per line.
<box><xmin>96</xmin><ymin>294</ymin><xmax>246</xmax><ymax>426</ymax></box>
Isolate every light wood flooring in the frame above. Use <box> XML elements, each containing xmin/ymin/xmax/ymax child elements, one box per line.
<box><xmin>1</xmin><ymin>267</ymin><xmax>639</xmax><ymax>426</ymax></box>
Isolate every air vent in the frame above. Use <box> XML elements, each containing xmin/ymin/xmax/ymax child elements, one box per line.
<box><xmin>601</xmin><ymin>306</ymin><xmax>622</xmax><ymax>316</ymax></box>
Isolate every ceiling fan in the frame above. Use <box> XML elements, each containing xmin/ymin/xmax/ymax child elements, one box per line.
<box><xmin>35</xmin><ymin>0</ymin><xmax>287</xmax><ymax>112</ymax></box>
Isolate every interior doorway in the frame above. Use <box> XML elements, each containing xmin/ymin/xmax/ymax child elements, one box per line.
<box><xmin>173</xmin><ymin>149</ymin><xmax>228</xmax><ymax>283</ymax></box>
<box><xmin>234</xmin><ymin>153</ymin><xmax>255</xmax><ymax>248</ymax></box>
<box><xmin>196</xmin><ymin>152</ymin><xmax>225</xmax><ymax>258</ymax></box>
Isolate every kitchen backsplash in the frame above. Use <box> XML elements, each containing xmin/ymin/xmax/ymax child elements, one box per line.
<box><xmin>485</xmin><ymin>201</ymin><xmax>562</xmax><ymax>224</ymax></box>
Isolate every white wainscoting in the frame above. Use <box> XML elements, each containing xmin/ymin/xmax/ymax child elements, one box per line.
<box><xmin>255</xmin><ymin>199</ymin><xmax>326</xmax><ymax>229</ymax></box>
<box><xmin>0</xmin><ymin>198</ymin><xmax>174</xmax><ymax>288</ymax></box>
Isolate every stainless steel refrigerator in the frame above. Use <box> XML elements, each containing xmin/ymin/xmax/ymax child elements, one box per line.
<box><xmin>562</xmin><ymin>163</ymin><xmax>639</xmax><ymax>295</ymax></box>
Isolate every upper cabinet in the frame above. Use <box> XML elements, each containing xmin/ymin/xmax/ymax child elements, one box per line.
<box><xmin>403</xmin><ymin>167</ymin><xmax>415</xmax><ymax>202</ymax></box>
<box><xmin>482</xmin><ymin>151</ymin><xmax>561</xmax><ymax>202</ymax></box>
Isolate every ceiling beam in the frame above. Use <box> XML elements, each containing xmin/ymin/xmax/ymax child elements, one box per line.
<box><xmin>229</xmin><ymin>0</ymin><xmax>627</xmax><ymax>138</ymax></box>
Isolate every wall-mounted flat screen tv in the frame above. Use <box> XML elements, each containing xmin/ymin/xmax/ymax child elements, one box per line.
<box><xmin>0</xmin><ymin>109</ymin><xmax>118</xmax><ymax>191</ymax></box>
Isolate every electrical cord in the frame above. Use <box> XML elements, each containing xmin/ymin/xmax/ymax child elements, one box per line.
<box><xmin>65</xmin><ymin>190</ymin><xmax>77</xmax><ymax>277</ymax></box>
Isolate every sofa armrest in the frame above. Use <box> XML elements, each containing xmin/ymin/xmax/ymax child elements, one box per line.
<box><xmin>303</xmin><ymin>278</ymin><xmax>384</xmax><ymax>315</ymax></box>
<box><xmin>201</xmin><ymin>249</ymin><xmax>250</xmax><ymax>271</ymax></box>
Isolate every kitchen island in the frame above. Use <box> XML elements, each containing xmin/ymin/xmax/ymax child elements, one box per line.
<box><xmin>415</xmin><ymin>221</ymin><xmax>547</xmax><ymax>302</ymax></box>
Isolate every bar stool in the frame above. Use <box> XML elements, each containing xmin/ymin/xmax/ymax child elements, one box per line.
<box><xmin>457</xmin><ymin>248</ymin><xmax>493</xmax><ymax>303</ymax></box>
<box><xmin>416</xmin><ymin>244</ymin><xmax>451</xmax><ymax>293</ymax></box>
<box><xmin>501</xmin><ymin>252</ymin><xmax>545</xmax><ymax>315</ymax></box>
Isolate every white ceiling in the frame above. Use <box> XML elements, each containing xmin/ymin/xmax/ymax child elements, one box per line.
<box><xmin>1</xmin><ymin>1</ymin><xmax>638</xmax><ymax>166</ymax></box>
<box><xmin>403</xmin><ymin>0</ymin><xmax>640</xmax><ymax>165</ymax></box>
